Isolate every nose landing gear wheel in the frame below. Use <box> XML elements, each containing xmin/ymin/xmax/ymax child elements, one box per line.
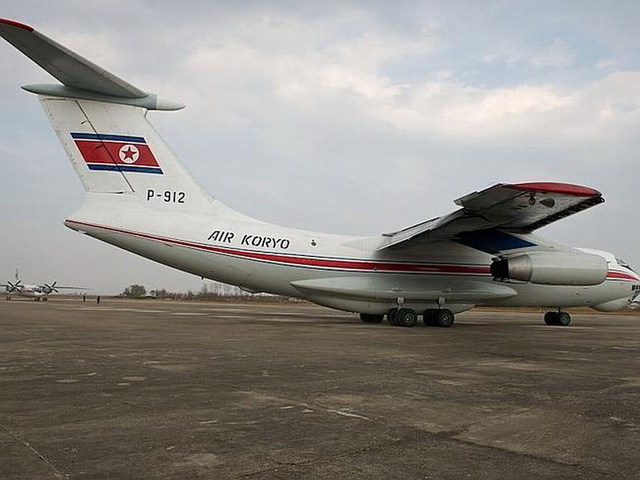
<box><xmin>557</xmin><ymin>312</ymin><xmax>571</xmax><ymax>326</ymax></box>
<box><xmin>544</xmin><ymin>311</ymin><xmax>571</xmax><ymax>326</ymax></box>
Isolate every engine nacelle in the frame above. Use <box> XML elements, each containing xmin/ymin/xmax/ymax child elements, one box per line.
<box><xmin>490</xmin><ymin>252</ymin><xmax>608</xmax><ymax>286</ymax></box>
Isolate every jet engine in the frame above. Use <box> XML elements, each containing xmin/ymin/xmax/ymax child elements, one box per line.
<box><xmin>490</xmin><ymin>251</ymin><xmax>607</xmax><ymax>286</ymax></box>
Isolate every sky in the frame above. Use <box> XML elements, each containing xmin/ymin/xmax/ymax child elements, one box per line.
<box><xmin>1</xmin><ymin>0</ymin><xmax>639</xmax><ymax>295</ymax></box>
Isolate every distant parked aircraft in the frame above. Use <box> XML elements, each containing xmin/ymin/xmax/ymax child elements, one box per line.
<box><xmin>1</xmin><ymin>18</ymin><xmax>638</xmax><ymax>325</ymax></box>
<box><xmin>2</xmin><ymin>269</ymin><xmax>85</xmax><ymax>301</ymax></box>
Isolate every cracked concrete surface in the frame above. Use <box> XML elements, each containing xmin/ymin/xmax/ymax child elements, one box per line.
<box><xmin>1</xmin><ymin>299</ymin><xmax>639</xmax><ymax>479</ymax></box>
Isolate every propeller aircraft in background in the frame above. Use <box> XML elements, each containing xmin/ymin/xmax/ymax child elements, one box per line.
<box><xmin>1</xmin><ymin>18</ymin><xmax>638</xmax><ymax>326</ymax></box>
<box><xmin>2</xmin><ymin>269</ymin><xmax>85</xmax><ymax>301</ymax></box>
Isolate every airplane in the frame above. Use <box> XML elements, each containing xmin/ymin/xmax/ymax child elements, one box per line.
<box><xmin>2</xmin><ymin>268</ymin><xmax>84</xmax><ymax>301</ymax></box>
<box><xmin>1</xmin><ymin>18</ymin><xmax>638</xmax><ymax>327</ymax></box>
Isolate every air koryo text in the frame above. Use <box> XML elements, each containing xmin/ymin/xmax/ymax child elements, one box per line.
<box><xmin>207</xmin><ymin>230</ymin><xmax>291</xmax><ymax>250</ymax></box>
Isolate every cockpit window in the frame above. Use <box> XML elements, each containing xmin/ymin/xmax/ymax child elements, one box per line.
<box><xmin>616</xmin><ymin>257</ymin><xmax>636</xmax><ymax>272</ymax></box>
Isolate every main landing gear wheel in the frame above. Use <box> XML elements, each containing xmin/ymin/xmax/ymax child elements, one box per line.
<box><xmin>544</xmin><ymin>311</ymin><xmax>571</xmax><ymax>326</ymax></box>
<box><xmin>360</xmin><ymin>313</ymin><xmax>384</xmax><ymax>324</ymax></box>
<box><xmin>423</xmin><ymin>309</ymin><xmax>455</xmax><ymax>328</ymax></box>
<box><xmin>435</xmin><ymin>309</ymin><xmax>455</xmax><ymax>328</ymax></box>
<box><xmin>387</xmin><ymin>308</ymin><xmax>418</xmax><ymax>327</ymax></box>
<box><xmin>387</xmin><ymin>308</ymin><xmax>399</xmax><ymax>326</ymax></box>
<box><xmin>423</xmin><ymin>309</ymin><xmax>437</xmax><ymax>326</ymax></box>
<box><xmin>396</xmin><ymin>308</ymin><xmax>418</xmax><ymax>327</ymax></box>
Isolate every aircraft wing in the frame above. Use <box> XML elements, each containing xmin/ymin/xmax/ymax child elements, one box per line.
<box><xmin>378</xmin><ymin>182</ymin><xmax>604</xmax><ymax>251</ymax></box>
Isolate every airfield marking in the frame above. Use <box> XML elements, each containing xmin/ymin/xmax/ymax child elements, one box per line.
<box><xmin>325</xmin><ymin>409</ymin><xmax>373</xmax><ymax>421</ymax></box>
<box><xmin>170</xmin><ymin>312</ymin><xmax>209</xmax><ymax>316</ymax></box>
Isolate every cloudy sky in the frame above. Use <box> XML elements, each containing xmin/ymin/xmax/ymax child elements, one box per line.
<box><xmin>1</xmin><ymin>1</ymin><xmax>639</xmax><ymax>295</ymax></box>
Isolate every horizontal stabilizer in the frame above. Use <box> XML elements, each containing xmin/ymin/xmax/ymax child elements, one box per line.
<box><xmin>0</xmin><ymin>18</ymin><xmax>183</xmax><ymax>110</ymax></box>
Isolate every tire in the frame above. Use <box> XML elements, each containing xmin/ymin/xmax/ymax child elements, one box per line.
<box><xmin>397</xmin><ymin>308</ymin><xmax>418</xmax><ymax>327</ymax></box>
<box><xmin>557</xmin><ymin>312</ymin><xmax>571</xmax><ymax>326</ymax></box>
<box><xmin>387</xmin><ymin>308</ymin><xmax>399</xmax><ymax>326</ymax></box>
<box><xmin>544</xmin><ymin>312</ymin><xmax>558</xmax><ymax>325</ymax></box>
<box><xmin>360</xmin><ymin>313</ymin><xmax>384</xmax><ymax>324</ymax></box>
<box><xmin>423</xmin><ymin>309</ymin><xmax>437</xmax><ymax>326</ymax></box>
<box><xmin>435</xmin><ymin>309</ymin><xmax>455</xmax><ymax>328</ymax></box>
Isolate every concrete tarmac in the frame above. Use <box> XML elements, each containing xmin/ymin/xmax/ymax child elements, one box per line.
<box><xmin>1</xmin><ymin>298</ymin><xmax>639</xmax><ymax>479</ymax></box>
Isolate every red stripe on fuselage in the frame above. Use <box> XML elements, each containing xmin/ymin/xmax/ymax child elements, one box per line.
<box><xmin>65</xmin><ymin>219</ymin><xmax>490</xmax><ymax>275</ymax></box>
<box><xmin>65</xmin><ymin>219</ymin><xmax>639</xmax><ymax>282</ymax></box>
<box><xmin>606</xmin><ymin>271</ymin><xmax>640</xmax><ymax>282</ymax></box>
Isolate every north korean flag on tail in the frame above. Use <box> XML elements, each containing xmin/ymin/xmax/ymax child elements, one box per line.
<box><xmin>71</xmin><ymin>132</ymin><xmax>163</xmax><ymax>174</ymax></box>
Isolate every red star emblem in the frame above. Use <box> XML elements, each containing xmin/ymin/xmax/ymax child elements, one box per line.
<box><xmin>121</xmin><ymin>146</ymin><xmax>136</xmax><ymax>160</ymax></box>
<box><xmin>118</xmin><ymin>144</ymin><xmax>140</xmax><ymax>164</ymax></box>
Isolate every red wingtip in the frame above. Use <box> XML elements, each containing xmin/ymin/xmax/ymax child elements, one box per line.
<box><xmin>509</xmin><ymin>182</ymin><xmax>601</xmax><ymax>197</ymax></box>
<box><xmin>0</xmin><ymin>18</ymin><xmax>35</xmax><ymax>32</ymax></box>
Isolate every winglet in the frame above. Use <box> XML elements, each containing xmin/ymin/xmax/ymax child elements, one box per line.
<box><xmin>0</xmin><ymin>18</ymin><xmax>184</xmax><ymax>110</ymax></box>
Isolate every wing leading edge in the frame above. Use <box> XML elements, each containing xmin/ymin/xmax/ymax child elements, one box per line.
<box><xmin>378</xmin><ymin>182</ymin><xmax>604</xmax><ymax>251</ymax></box>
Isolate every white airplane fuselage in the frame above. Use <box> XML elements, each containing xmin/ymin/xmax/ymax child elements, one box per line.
<box><xmin>65</xmin><ymin>193</ymin><xmax>640</xmax><ymax>316</ymax></box>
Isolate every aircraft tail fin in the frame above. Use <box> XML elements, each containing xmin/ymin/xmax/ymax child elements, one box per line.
<box><xmin>39</xmin><ymin>97</ymin><xmax>214</xmax><ymax>210</ymax></box>
<box><xmin>0</xmin><ymin>18</ymin><xmax>229</xmax><ymax>214</ymax></box>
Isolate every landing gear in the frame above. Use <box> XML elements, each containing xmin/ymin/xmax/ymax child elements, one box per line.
<box><xmin>424</xmin><ymin>309</ymin><xmax>437</xmax><ymax>326</ymax></box>
<box><xmin>364</xmin><ymin>307</ymin><xmax>456</xmax><ymax>328</ymax></box>
<box><xmin>360</xmin><ymin>313</ymin><xmax>384</xmax><ymax>324</ymax></box>
<box><xmin>544</xmin><ymin>311</ymin><xmax>571</xmax><ymax>326</ymax></box>
<box><xmin>437</xmin><ymin>309</ymin><xmax>455</xmax><ymax>328</ymax></box>
<box><xmin>387</xmin><ymin>308</ymin><xmax>399</xmax><ymax>326</ymax></box>
<box><xmin>386</xmin><ymin>308</ymin><xmax>455</xmax><ymax>327</ymax></box>
<box><xmin>397</xmin><ymin>308</ymin><xmax>418</xmax><ymax>327</ymax></box>
<box><xmin>386</xmin><ymin>308</ymin><xmax>418</xmax><ymax>327</ymax></box>
<box><xmin>424</xmin><ymin>309</ymin><xmax>455</xmax><ymax>328</ymax></box>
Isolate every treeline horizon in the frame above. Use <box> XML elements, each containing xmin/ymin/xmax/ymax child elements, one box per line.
<box><xmin>120</xmin><ymin>283</ymin><xmax>266</xmax><ymax>300</ymax></box>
